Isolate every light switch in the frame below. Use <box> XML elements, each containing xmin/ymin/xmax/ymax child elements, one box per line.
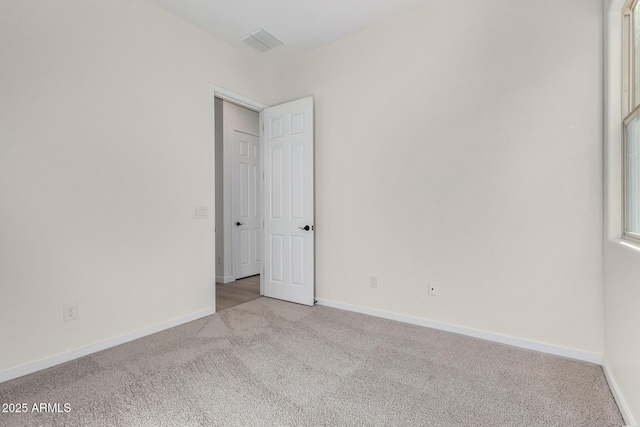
<box><xmin>194</xmin><ymin>207</ymin><xmax>208</xmax><ymax>219</ymax></box>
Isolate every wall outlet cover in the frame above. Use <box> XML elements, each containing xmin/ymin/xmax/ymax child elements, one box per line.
<box><xmin>63</xmin><ymin>303</ymin><xmax>78</xmax><ymax>321</ymax></box>
<box><xmin>370</xmin><ymin>275</ymin><xmax>378</xmax><ymax>288</ymax></box>
<box><xmin>428</xmin><ymin>283</ymin><xmax>438</xmax><ymax>296</ymax></box>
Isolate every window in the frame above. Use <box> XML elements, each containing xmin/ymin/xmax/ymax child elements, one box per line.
<box><xmin>623</xmin><ymin>0</ymin><xmax>640</xmax><ymax>241</ymax></box>
<box><xmin>625</xmin><ymin>113</ymin><xmax>640</xmax><ymax>237</ymax></box>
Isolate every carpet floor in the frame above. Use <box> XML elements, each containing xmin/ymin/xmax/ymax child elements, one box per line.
<box><xmin>0</xmin><ymin>298</ymin><xmax>624</xmax><ymax>426</ymax></box>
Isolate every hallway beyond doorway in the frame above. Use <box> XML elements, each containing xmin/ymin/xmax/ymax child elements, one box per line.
<box><xmin>216</xmin><ymin>275</ymin><xmax>260</xmax><ymax>311</ymax></box>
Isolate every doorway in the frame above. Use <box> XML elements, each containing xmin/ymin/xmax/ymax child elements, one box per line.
<box><xmin>214</xmin><ymin>97</ymin><xmax>261</xmax><ymax>310</ymax></box>
<box><xmin>210</xmin><ymin>85</ymin><xmax>316</xmax><ymax>313</ymax></box>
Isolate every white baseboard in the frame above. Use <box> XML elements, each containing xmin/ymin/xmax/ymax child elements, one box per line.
<box><xmin>0</xmin><ymin>308</ymin><xmax>214</xmax><ymax>384</ymax></box>
<box><xmin>603</xmin><ymin>358</ymin><xmax>637</xmax><ymax>426</ymax></box>
<box><xmin>216</xmin><ymin>275</ymin><xmax>234</xmax><ymax>284</ymax></box>
<box><xmin>315</xmin><ymin>299</ymin><xmax>602</xmax><ymax>365</ymax></box>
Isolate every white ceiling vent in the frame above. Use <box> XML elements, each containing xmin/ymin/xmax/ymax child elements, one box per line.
<box><xmin>241</xmin><ymin>28</ymin><xmax>284</xmax><ymax>53</ymax></box>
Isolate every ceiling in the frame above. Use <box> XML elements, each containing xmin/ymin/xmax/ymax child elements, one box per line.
<box><xmin>149</xmin><ymin>0</ymin><xmax>432</xmax><ymax>66</ymax></box>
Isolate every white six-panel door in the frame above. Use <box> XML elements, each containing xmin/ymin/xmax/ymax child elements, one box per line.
<box><xmin>232</xmin><ymin>131</ymin><xmax>261</xmax><ymax>279</ymax></box>
<box><xmin>262</xmin><ymin>97</ymin><xmax>314</xmax><ymax>306</ymax></box>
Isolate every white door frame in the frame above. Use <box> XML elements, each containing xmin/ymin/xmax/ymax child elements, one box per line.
<box><xmin>209</xmin><ymin>84</ymin><xmax>267</xmax><ymax>313</ymax></box>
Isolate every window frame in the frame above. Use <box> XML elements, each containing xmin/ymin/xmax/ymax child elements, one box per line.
<box><xmin>622</xmin><ymin>0</ymin><xmax>640</xmax><ymax>243</ymax></box>
<box><xmin>623</xmin><ymin>105</ymin><xmax>640</xmax><ymax>242</ymax></box>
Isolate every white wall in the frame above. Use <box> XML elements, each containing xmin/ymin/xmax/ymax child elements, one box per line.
<box><xmin>217</xmin><ymin>100</ymin><xmax>259</xmax><ymax>282</ymax></box>
<box><xmin>0</xmin><ymin>0</ymin><xmax>615</xmax><ymax>397</ymax></box>
<box><xmin>0</xmin><ymin>0</ymin><xmax>267</xmax><ymax>374</ymax></box>
<box><xmin>604</xmin><ymin>0</ymin><xmax>640</xmax><ymax>423</ymax></box>
<box><xmin>267</xmin><ymin>0</ymin><xmax>604</xmax><ymax>354</ymax></box>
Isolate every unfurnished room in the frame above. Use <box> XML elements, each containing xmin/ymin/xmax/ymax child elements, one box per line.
<box><xmin>0</xmin><ymin>0</ymin><xmax>639</xmax><ymax>425</ymax></box>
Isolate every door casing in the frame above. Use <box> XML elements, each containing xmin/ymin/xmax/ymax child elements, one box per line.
<box><xmin>210</xmin><ymin>85</ymin><xmax>267</xmax><ymax>313</ymax></box>
<box><xmin>210</xmin><ymin>85</ymin><xmax>315</xmax><ymax>311</ymax></box>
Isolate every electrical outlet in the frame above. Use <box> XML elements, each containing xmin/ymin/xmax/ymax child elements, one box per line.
<box><xmin>217</xmin><ymin>255</ymin><xmax>222</xmax><ymax>265</ymax></box>
<box><xmin>194</xmin><ymin>206</ymin><xmax>208</xmax><ymax>219</ymax></box>
<box><xmin>370</xmin><ymin>275</ymin><xmax>378</xmax><ymax>288</ymax></box>
<box><xmin>428</xmin><ymin>283</ymin><xmax>438</xmax><ymax>296</ymax></box>
<box><xmin>63</xmin><ymin>303</ymin><xmax>78</xmax><ymax>322</ymax></box>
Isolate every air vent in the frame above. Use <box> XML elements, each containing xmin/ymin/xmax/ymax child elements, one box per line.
<box><xmin>241</xmin><ymin>28</ymin><xmax>284</xmax><ymax>53</ymax></box>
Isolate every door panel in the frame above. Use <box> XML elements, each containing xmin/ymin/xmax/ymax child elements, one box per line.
<box><xmin>262</xmin><ymin>97</ymin><xmax>314</xmax><ymax>306</ymax></box>
<box><xmin>270</xmin><ymin>235</ymin><xmax>284</xmax><ymax>283</ymax></box>
<box><xmin>270</xmin><ymin>145</ymin><xmax>283</xmax><ymax>219</ymax></box>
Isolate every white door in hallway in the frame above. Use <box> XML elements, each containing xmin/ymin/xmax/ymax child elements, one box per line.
<box><xmin>233</xmin><ymin>131</ymin><xmax>261</xmax><ymax>279</ymax></box>
<box><xmin>262</xmin><ymin>97</ymin><xmax>314</xmax><ymax>306</ymax></box>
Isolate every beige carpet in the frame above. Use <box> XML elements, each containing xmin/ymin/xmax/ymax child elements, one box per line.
<box><xmin>0</xmin><ymin>298</ymin><xmax>624</xmax><ymax>426</ymax></box>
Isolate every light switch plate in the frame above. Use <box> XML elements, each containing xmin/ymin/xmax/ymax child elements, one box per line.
<box><xmin>194</xmin><ymin>207</ymin><xmax>209</xmax><ymax>219</ymax></box>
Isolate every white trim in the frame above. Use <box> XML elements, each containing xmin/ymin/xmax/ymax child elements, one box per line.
<box><xmin>259</xmin><ymin>111</ymin><xmax>265</xmax><ymax>297</ymax></box>
<box><xmin>209</xmin><ymin>86</ymin><xmax>217</xmax><ymax>315</ymax></box>
<box><xmin>315</xmin><ymin>299</ymin><xmax>603</xmax><ymax>364</ymax></box>
<box><xmin>0</xmin><ymin>308</ymin><xmax>214</xmax><ymax>384</ymax></box>
<box><xmin>209</xmin><ymin>85</ymin><xmax>267</xmax><ymax>112</ymax></box>
<box><xmin>215</xmin><ymin>275</ymin><xmax>235</xmax><ymax>284</ymax></box>
<box><xmin>603</xmin><ymin>358</ymin><xmax>637</xmax><ymax>426</ymax></box>
<box><xmin>619</xmin><ymin>239</ymin><xmax>640</xmax><ymax>252</ymax></box>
